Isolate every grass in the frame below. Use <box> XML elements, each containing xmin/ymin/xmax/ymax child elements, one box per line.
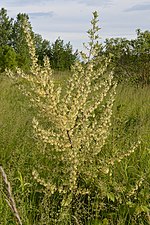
<box><xmin>0</xmin><ymin>72</ymin><xmax>150</xmax><ymax>224</ymax></box>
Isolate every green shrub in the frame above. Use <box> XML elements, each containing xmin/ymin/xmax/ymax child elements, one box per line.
<box><xmin>0</xmin><ymin>45</ymin><xmax>17</xmax><ymax>72</ymax></box>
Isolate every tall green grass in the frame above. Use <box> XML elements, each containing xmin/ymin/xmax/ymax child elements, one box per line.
<box><xmin>0</xmin><ymin>72</ymin><xmax>150</xmax><ymax>224</ymax></box>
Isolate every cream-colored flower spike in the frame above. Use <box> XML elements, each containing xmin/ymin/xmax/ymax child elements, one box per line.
<box><xmin>7</xmin><ymin>12</ymin><xmax>117</xmax><ymax>197</ymax></box>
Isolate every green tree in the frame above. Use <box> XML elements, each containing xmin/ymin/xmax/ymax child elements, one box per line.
<box><xmin>51</xmin><ymin>37</ymin><xmax>66</xmax><ymax>70</ymax></box>
<box><xmin>0</xmin><ymin>45</ymin><xmax>17</xmax><ymax>72</ymax></box>
<box><xmin>104</xmin><ymin>30</ymin><xmax>150</xmax><ymax>85</ymax></box>
<box><xmin>0</xmin><ymin>8</ymin><xmax>16</xmax><ymax>72</ymax></box>
<box><xmin>34</xmin><ymin>33</ymin><xmax>51</xmax><ymax>65</ymax></box>
<box><xmin>12</xmin><ymin>13</ymin><xmax>33</xmax><ymax>71</ymax></box>
<box><xmin>50</xmin><ymin>37</ymin><xmax>77</xmax><ymax>70</ymax></box>
<box><xmin>130</xmin><ymin>29</ymin><xmax>150</xmax><ymax>85</ymax></box>
<box><xmin>0</xmin><ymin>8</ymin><xmax>13</xmax><ymax>46</ymax></box>
<box><xmin>104</xmin><ymin>37</ymin><xmax>132</xmax><ymax>82</ymax></box>
<box><xmin>63</xmin><ymin>41</ymin><xmax>78</xmax><ymax>70</ymax></box>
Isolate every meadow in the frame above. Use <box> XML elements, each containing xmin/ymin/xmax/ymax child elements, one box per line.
<box><xmin>0</xmin><ymin>71</ymin><xmax>150</xmax><ymax>224</ymax></box>
<box><xmin>0</xmin><ymin>12</ymin><xmax>150</xmax><ymax>225</ymax></box>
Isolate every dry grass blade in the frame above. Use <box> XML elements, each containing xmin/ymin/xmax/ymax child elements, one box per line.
<box><xmin>0</xmin><ymin>166</ymin><xmax>22</xmax><ymax>225</ymax></box>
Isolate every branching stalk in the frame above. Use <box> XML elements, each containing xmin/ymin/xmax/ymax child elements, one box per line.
<box><xmin>0</xmin><ymin>166</ymin><xmax>22</xmax><ymax>225</ymax></box>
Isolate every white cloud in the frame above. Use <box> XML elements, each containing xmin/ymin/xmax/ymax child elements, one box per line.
<box><xmin>125</xmin><ymin>3</ymin><xmax>150</xmax><ymax>12</ymax></box>
<box><xmin>1</xmin><ymin>0</ymin><xmax>150</xmax><ymax>50</ymax></box>
<box><xmin>2</xmin><ymin>0</ymin><xmax>49</xmax><ymax>6</ymax></box>
<box><xmin>72</xmin><ymin>0</ymin><xmax>112</xmax><ymax>6</ymax></box>
<box><xmin>28</xmin><ymin>11</ymin><xmax>54</xmax><ymax>18</ymax></box>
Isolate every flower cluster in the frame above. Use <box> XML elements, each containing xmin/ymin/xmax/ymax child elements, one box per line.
<box><xmin>7</xmin><ymin>12</ymin><xmax>118</xmax><ymax>222</ymax></box>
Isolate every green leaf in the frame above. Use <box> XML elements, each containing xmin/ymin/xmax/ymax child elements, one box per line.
<box><xmin>102</xmin><ymin>218</ymin><xmax>109</xmax><ymax>225</ymax></box>
<box><xmin>135</xmin><ymin>205</ymin><xmax>149</xmax><ymax>215</ymax></box>
<box><xmin>107</xmin><ymin>192</ymin><xmax>115</xmax><ymax>202</ymax></box>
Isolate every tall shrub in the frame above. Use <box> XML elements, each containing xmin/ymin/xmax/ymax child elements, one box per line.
<box><xmin>7</xmin><ymin>12</ymin><xmax>146</xmax><ymax>224</ymax></box>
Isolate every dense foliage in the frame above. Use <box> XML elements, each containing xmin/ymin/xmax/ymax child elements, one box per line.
<box><xmin>0</xmin><ymin>8</ymin><xmax>77</xmax><ymax>72</ymax></box>
<box><xmin>104</xmin><ymin>29</ymin><xmax>150</xmax><ymax>86</ymax></box>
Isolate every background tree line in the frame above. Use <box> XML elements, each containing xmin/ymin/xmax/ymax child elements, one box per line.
<box><xmin>104</xmin><ymin>29</ymin><xmax>150</xmax><ymax>86</ymax></box>
<box><xmin>0</xmin><ymin>8</ymin><xmax>78</xmax><ymax>72</ymax></box>
<box><xmin>0</xmin><ymin>7</ymin><xmax>150</xmax><ymax>86</ymax></box>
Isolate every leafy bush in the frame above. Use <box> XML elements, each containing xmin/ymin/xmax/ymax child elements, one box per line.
<box><xmin>104</xmin><ymin>30</ymin><xmax>150</xmax><ymax>86</ymax></box>
<box><xmin>0</xmin><ymin>45</ymin><xmax>17</xmax><ymax>72</ymax></box>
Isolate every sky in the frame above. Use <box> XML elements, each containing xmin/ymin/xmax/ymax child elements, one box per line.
<box><xmin>1</xmin><ymin>0</ymin><xmax>150</xmax><ymax>51</ymax></box>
